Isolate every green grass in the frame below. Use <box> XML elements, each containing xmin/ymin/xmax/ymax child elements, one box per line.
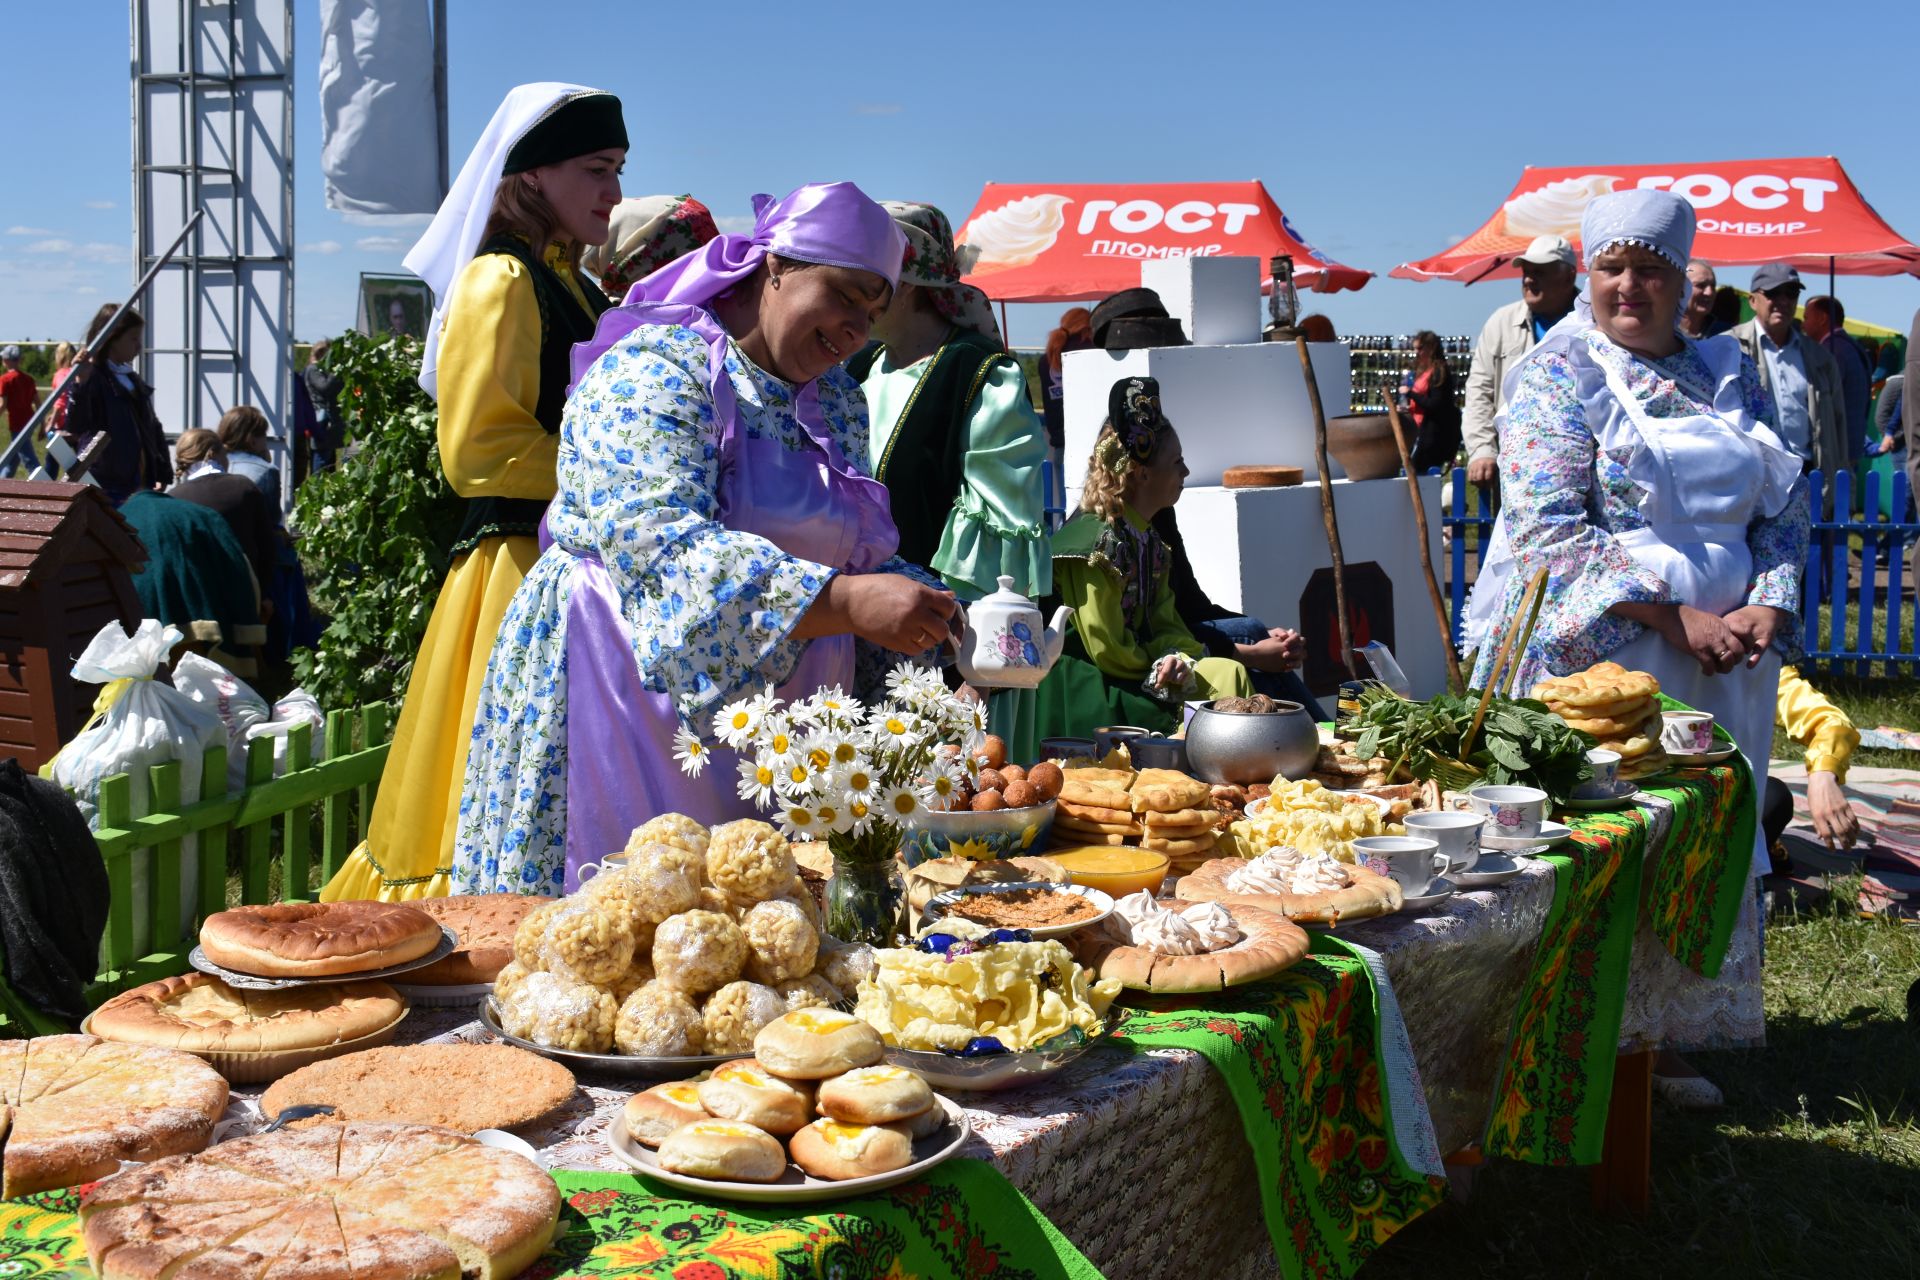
<box><xmin>1365</xmin><ymin>892</ymin><xmax>1920</xmax><ymax>1278</ymax></box>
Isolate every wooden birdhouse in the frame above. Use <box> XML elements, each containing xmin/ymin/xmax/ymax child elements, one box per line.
<box><xmin>0</xmin><ymin>480</ymin><xmax>147</xmax><ymax>769</ymax></box>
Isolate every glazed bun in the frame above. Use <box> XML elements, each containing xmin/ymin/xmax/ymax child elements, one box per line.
<box><xmin>654</xmin><ymin>1119</ymin><xmax>787</xmax><ymax>1183</ymax></box>
<box><xmin>815</xmin><ymin>1065</ymin><xmax>934</xmax><ymax>1126</ymax></box>
<box><xmin>694</xmin><ymin>1059</ymin><xmax>813</xmax><ymax>1136</ymax></box>
<box><xmin>788</xmin><ymin>1118</ymin><xmax>915</xmax><ymax>1181</ymax></box>
<box><xmin>622</xmin><ymin>1080</ymin><xmax>708</xmax><ymax>1148</ymax></box>
<box><xmin>751</xmin><ymin>1008</ymin><xmax>884</xmax><ymax>1080</ymax></box>
<box><xmin>902</xmin><ymin>1101</ymin><xmax>948</xmax><ymax>1140</ymax></box>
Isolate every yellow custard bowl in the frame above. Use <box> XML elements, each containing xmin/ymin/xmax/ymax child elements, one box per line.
<box><xmin>1046</xmin><ymin>845</ymin><xmax>1171</xmax><ymax>899</ymax></box>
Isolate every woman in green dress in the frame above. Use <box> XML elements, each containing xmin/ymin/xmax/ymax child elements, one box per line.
<box><xmin>1037</xmin><ymin>377</ymin><xmax>1252</xmax><ymax>737</ymax></box>
<box><xmin>851</xmin><ymin>202</ymin><xmax>1051</xmax><ymax>758</ymax></box>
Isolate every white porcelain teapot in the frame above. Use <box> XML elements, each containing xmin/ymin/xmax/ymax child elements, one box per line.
<box><xmin>953</xmin><ymin>576</ymin><xmax>1073</xmax><ymax>690</ymax></box>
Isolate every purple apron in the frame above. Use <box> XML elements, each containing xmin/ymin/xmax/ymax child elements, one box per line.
<box><xmin>553</xmin><ymin>305</ymin><xmax>899</xmax><ymax>889</ymax></box>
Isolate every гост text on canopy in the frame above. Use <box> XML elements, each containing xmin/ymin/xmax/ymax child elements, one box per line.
<box><xmin>1391</xmin><ymin>156</ymin><xmax>1920</xmax><ymax>283</ymax></box>
<box><xmin>956</xmin><ymin>181</ymin><xmax>1371</xmax><ymax>302</ymax></box>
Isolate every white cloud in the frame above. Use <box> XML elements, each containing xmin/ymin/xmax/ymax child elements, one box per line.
<box><xmin>855</xmin><ymin>103</ymin><xmax>903</xmax><ymax>116</ymax></box>
<box><xmin>7</xmin><ymin>226</ymin><xmax>63</xmax><ymax>237</ymax></box>
<box><xmin>338</xmin><ymin>210</ymin><xmax>433</xmax><ymax>227</ymax></box>
<box><xmin>84</xmin><ymin>200</ymin><xmax>116</xmax><ymax>211</ymax></box>
<box><xmin>714</xmin><ymin>215</ymin><xmax>755</xmax><ymax>234</ymax></box>
<box><xmin>75</xmin><ymin>242</ymin><xmax>128</xmax><ymax>264</ymax></box>
<box><xmin>76</xmin><ymin>285</ymin><xmax>100</xmax><ymax>295</ymax></box>
<box><xmin>23</xmin><ymin>239</ymin><xmax>76</xmax><ymax>254</ymax></box>
<box><xmin>355</xmin><ymin>235</ymin><xmax>408</xmax><ymax>253</ymax></box>
<box><xmin>301</xmin><ymin>240</ymin><xmax>343</xmax><ymax>255</ymax></box>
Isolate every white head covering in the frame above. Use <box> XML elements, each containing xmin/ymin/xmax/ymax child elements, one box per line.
<box><xmin>1579</xmin><ymin>189</ymin><xmax>1696</xmax><ymax>275</ymax></box>
<box><xmin>403</xmin><ymin>82</ymin><xmax>609</xmax><ymax>397</ymax></box>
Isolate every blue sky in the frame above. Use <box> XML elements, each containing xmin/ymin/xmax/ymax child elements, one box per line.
<box><xmin>4</xmin><ymin>1</ymin><xmax>1918</xmax><ymax>350</ymax></box>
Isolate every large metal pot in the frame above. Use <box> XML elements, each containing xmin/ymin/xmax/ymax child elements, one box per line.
<box><xmin>1183</xmin><ymin>699</ymin><xmax>1320</xmax><ymax>785</ymax></box>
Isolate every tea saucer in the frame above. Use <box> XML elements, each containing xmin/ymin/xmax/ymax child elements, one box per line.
<box><xmin>1480</xmin><ymin>820</ymin><xmax>1573</xmax><ymax>852</ymax></box>
<box><xmin>1562</xmin><ymin>781</ymin><xmax>1641</xmax><ymax>812</ymax></box>
<box><xmin>1399</xmin><ymin>878</ymin><xmax>1456</xmax><ymax>911</ymax></box>
<box><xmin>1452</xmin><ymin>856</ymin><xmax>1525</xmax><ymax>888</ymax></box>
<box><xmin>1664</xmin><ymin>744</ymin><xmax>1737</xmax><ymax>767</ymax></box>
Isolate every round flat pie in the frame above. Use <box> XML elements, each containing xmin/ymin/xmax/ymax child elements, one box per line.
<box><xmin>404</xmin><ymin>895</ymin><xmax>553</xmax><ymax>985</ymax></box>
<box><xmin>1072</xmin><ymin>903</ymin><xmax>1308</xmax><ymax>993</ymax></box>
<box><xmin>89</xmin><ymin>973</ymin><xmax>407</xmax><ymax>1055</ymax></box>
<box><xmin>201</xmin><ymin>902</ymin><xmax>443</xmax><ymax>978</ymax></box>
<box><xmin>1176</xmin><ymin>857</ymin><xmax>1402</xmax><ymax>925</ymax></box>
<box><xmin>261</xmin><ymin>1044</ymin><xmax>575</xmax><ymax>1132</ymax></box>
<box><xmin>0</xmin><ymin>1034</ymin><xmax>228</xmax><ymax>1198</ymax></box>
<box><xmin>80</xmin><ymin>1122</ymin><xmax>560</xmax><ymax>1280</ymax></box>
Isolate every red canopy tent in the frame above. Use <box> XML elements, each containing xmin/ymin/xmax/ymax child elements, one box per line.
<box><xmin>1391</xmin><ymin>156</ymin><xmax>1920</xmax><ymax>283</ymax></box>
<box><xmin>955</xmin><ymin>181</ymin><xmax>1371</xmax><ymax>302</ymax></box>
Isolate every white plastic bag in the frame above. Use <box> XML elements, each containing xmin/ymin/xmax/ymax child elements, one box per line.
<box><xmin>170</xmin><ymin>654</ymin><xmax>325</xmax><ymax>790</ymax></box>
<box><xmin>53</xmin><ymin>620</ymin><xmax>223</xmax><ymax>960</ymax></box>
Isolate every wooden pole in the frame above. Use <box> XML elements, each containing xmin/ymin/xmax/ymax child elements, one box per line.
<box><xmin>1296</xmin><ymin>337</ymin><xmax>1357</xmax><ymax>681</ymax></box>
<box><xmin>1380</xmin><ymin>393</ymin><xmax>1465</xmax><ymax>693</ymax></box>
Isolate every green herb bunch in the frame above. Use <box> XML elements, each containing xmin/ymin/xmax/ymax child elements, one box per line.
<box><xmin>1348</xmin><ymin>685</ymin><xmax>1596</xmax><ymax>802</ymax></box>
<box><xmin>290</xmin><ymin>331</ymin><xmax>463</xmax><ymax>710</ymax></box>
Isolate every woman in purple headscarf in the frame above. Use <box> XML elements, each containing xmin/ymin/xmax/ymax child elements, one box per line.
<box><xmin>453</xmin><ymin>182</ymin><xmax>960</xmax><ymax>894</ymax></box>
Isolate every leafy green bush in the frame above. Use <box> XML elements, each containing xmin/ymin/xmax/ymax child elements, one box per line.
<box><xmin>290</xmin><ymin>331</ymin><xmax>463</xmax><ymax>710</ymax></box>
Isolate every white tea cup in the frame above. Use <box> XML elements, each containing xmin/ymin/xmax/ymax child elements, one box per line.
<box><xmin>1465</xmin><ymin>785</ymin><xmax>1547</xmax><ymax>838</ymax></box>
<box><xmin>1403</xmin><ymin>811</ymin><xmax>1486</xmax><ymax>874</ymax></box>
<box><xmin>1660</xmin><ymin>711</ymin><xmax>1716</xmax><ymax>755</ymax></box>
<box><xmin>1353</xmin><ymin>835</ymin><xmax>1449</xmax><ymax>897</ymax></box>
<box><xmin>1573</xmin><ymin>749</ymin><xmax>1622</xmax><ymax>799</ymax></box>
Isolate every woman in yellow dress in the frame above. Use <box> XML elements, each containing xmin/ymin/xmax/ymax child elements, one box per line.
<box><xmin>323</xmin><ymin>84</ymin><xmax>630</xmax><ymax>901</ymax></box>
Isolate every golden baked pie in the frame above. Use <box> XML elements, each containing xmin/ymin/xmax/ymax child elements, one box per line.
<box><xmin>261</xmin><ymin>1044</ymin><xmax>575</xmax><ymax>1133</ymax></box>
<box><xmin>80</xmin><ymin>1122</ymin><xmax>559</xmax><ymax>1280</ymax></box>
<box><xmin>1072</xmin><ymin>899</ymin><xmax>1308</xmax><ymax>992</ymax></box>
<box><xmin>200</xmin><ymin>902</ymin><xmax>443</xmax><ymax>978</ymax></box>
<box><xmin>404</xmin><ymin>895</ymin><xmax>552</xmax><ymax>985</ymax></box>
<box><xmin>1176</xmin><ymin>854</ymin><xmax>1403</xmax><ymax>925</ymax></box>
<box><xmin>0</xmin><ymin>1033</ymin><xmax>228</xmax><ymax>1198</ymax></box>
<box><xmin>88</xmin><ymin>973</ymin><xmax>407</xmax><ymax>1055</ymax></box>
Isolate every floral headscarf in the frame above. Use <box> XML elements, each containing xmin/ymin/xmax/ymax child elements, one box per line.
<box><xmin>581</xmin><ymin>194</ymin><xmax>719</xmax><ymax>298</ymax></box>
<box><xmin>881</xmin><ymin>201</ymin><xmax>1003</xmax><ymax>346</ymax></box>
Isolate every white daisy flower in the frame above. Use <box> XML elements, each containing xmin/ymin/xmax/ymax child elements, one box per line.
<box><xmin>830</xmin><ymin>759</ymin><xmax>880</xmax><ymax>800</ymax></box>
<box><xmin>813</xmin><ymin>802</ymin><xmax>852</xmax><ymax>835</ymax></box>
<box><xmin>715</xmin><ymin>693</ymin><xmax>768</xmax><ymax>749</ymax></box>
<box><xmin>843</xmin><ymin>796</ymin><xmax>875</xmax><ymax>838</ymax></box>
<box><xmin>761</xmin><ymin>713</ymin><xmax>802</xmax><ymax>768</ymax></box>
<box><xmin>917</xmin><ymin>756</ymin><xmax>967</xmax><ymax>811</ymax></box>
<box><xmin>736</xmin><ymin>754</ymin><xmax>779</xmax><ymax>807</ymax></box>
<box><xmin>776</xmin><ymin>802</ymin><xmax>821</xmax><ymax>841</ymax></box>
<box><xmin>879</xmin><ymin>785</ymin><xmax>922</xmax><ymax>825</ymax></box>
<box><xmin>672</xmin><ymin>727</ymin><xmax>711</xmax><ymax>777</ymax></box>
<box><xmin>776</xmin><ymin>756</ymin><xmax>817</xmax><ymax>800</ymax></box>
<box><xmin>869</xmin><ymin>708</ymin><xmax>923</xmax><ymax>746</ymax></box>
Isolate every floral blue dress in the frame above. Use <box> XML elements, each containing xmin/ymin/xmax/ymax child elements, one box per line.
<box><xmin>453</xmin><ymin>318</ymin><xmax>914</xmax><ymax>893</ymax></box>
<box><xmin>1466</xmin><ymin>330</ymin><xmax>1808</xmax><ymax>697</ymax></box>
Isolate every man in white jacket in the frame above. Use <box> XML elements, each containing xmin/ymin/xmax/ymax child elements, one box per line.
<box><xmin>1460</xmin><ymin>235</ymin><xmax>1579</xmax><ymax>497</ymax></box>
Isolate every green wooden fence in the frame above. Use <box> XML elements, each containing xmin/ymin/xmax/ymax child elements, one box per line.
<box><xmin>0</xmin><ymin>703</ymin><xmax>393</xmax><ymax>1037</ymax></box>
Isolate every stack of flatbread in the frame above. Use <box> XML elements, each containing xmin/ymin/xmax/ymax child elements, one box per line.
<box><xmin>1533</xmin><ymin>661</ymin><xmax>1668</xmax><ymax>781</ymax></box>
<box><xmin>1311</xmin><ymin>738</ymin><xmax>1397</xmax><ymax>790</ymax></box>
<box><xmin>1053</xmin><ymin>766</ymin><xmax>1222</xmax><ymax>874</ymax></box>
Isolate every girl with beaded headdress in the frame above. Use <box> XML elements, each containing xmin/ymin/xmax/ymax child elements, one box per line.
<box><xmin>1035</xmin><ymin>377</ymin><xmax>1253</xmax><ymax>737</ymax></box>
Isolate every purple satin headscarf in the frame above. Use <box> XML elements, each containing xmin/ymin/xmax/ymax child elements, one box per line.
<box><xmin>625</xmin><ymin>180</ymin><xmax>906</xmax><ymax>307</ymax></box>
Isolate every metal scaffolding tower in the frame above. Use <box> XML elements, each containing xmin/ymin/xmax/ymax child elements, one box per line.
<box><xmin>132</xmin><ymin>0</ymin><xmax>294</xmax><ymax>495</ymax></box>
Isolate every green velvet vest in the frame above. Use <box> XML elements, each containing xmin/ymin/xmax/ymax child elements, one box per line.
<box><xmin>448</xmin><ymin>235</ymin><xmax>610</xmax><ymax>556</ymax></box>
<box><xmin>850</xmin><ymin>327</ymin><xmax>1014</xmax><ymax>573</ymax></box>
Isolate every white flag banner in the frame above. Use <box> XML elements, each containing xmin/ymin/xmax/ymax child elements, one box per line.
<box><xmin>318</xmin><ymin>0</ymin><xmax>443</xmax><ymax>217</ymax></box>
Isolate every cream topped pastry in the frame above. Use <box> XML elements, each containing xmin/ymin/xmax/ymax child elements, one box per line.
<box><xmin>1286</xmin><ymin>853</ymin><xmax>1352</xmax><ymax>895</ymax></box>
<box><xmin>1225</xmin><ymin>847</ymin><xmax>1301</xmax><ymax>895</ymax></box>
<box><xmin>1107</xmin><ymin>891</ymin><xmax>1244</xmax><ymax>956</ymax></box>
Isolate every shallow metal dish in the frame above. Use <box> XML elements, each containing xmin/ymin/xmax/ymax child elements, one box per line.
<box><xmin>879</xmin><ymin>1015</ymin><xmax>1118</xmax><ymax>1092</ymax></box>
<box><xmin>478</xmin><ymin>997</ymin><xmax>736</xmax><ymax>1077</ymax></box>
<box><xmin>922</xmin><ymin>881</ymin><xmax>1115</xmax><ymax>940</ymax></box>
<box><xmin>188</xmin><ymin>927</ymin><xmax>458</xmax><ymax>991</ymax></box>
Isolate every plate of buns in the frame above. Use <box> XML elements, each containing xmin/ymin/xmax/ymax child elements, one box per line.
<box><xmin>607</xmin><ymin>1009</ymin><xmax>972</xmax><ymax>1202</ymax></box>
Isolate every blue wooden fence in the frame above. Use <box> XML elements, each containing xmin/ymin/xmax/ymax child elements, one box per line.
<box><xmin>1435</xmin><ymin>465</ymin><xmax>1920</xmax><ymax>676</ymax></box>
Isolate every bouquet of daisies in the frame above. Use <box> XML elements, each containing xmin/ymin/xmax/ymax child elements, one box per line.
<box><xmin>675</xmin><ymin>665</ymin><xmax>988</xmax><ymax>864</ymax></box>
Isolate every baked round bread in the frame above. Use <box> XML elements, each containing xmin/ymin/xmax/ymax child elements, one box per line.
<box><xmin>1074</xmin><ymin>902</ymin><xmax>1308</xmax><ymax>993</ymax></box>
<box><xmin>623</xmin><ymin>1081</ymin><xmax>708</xmax><ymax>1148</ymax></box>
<box><xmin>695</xmin><ymin>1059</ymin><xmax>813</xmax><ymax>1136</ymax></box>
<box><xmin>200</xmin><ymin>902</ymin><xmax>443</xmax><ymax>978</ymax></box>
<box><xmin>261</xmin><ymin>1044</ymin><xmax>575</xmax><ymax>1132</ymax></box>
<box><xmin>88</xmin><ymin>972</ymin><xmax>406</xmax><ymax>1054</ymax></box>
<box><xmin>752</xmin><ymin>1008</ymin><xmax>885</xmax><ymax>1080</ymax></box>
<box><xmin>0</xmin><ymin>1034</ymin><xmax>228</xmax><ymax>1198</ymax></box>
<box><xmin>655</xmin><ymin>1119</ymin><xmax>787</xmax><ymax>1183</ymax></box>
<box><xmin>406</xmin><ymin>895</ymin><xmax>552</xmax><ymax>985</ymax></box>
<box><xmin>1176</xmin><ymin>857</ymin><xmax>1403</xmax><ymax>925</ymax></box>
<box><xmin>903</xmin><ymin>1102</ymin><xmax>947</xmax><ymax>1140</ymax></box>
<box><xmin>79</xmin><ymin>1121</ymin><xmax>558</xmax><ymax>1280</ymax></box>
<box><xmin>788</xmin><ymin>1118</ymin><xmax>915</xmax><ymax>1181</ymax></box>
<box><xmin>816</xmin><ymin>1065</ymin><xmax>933</xmax><ymax>1125</ymax></box>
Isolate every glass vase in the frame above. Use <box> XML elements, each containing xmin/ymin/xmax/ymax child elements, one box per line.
<box><xmin>825</xmin><ymin>842</ymin><xmax>909</xmax><ymax>948</ymax></box>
